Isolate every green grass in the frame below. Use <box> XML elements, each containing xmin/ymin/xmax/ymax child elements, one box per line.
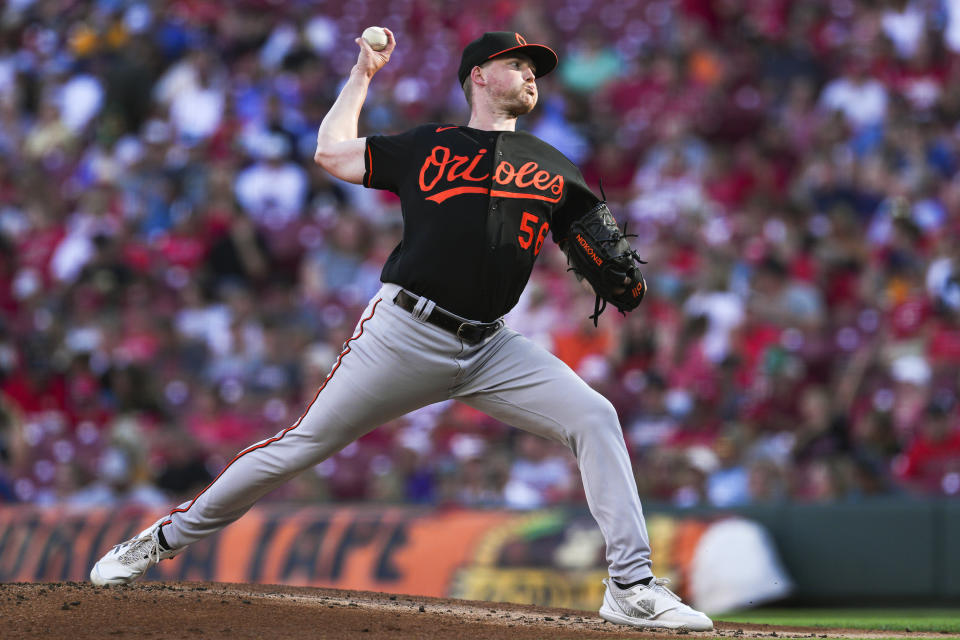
<box><xmin>715</xmin><ymin>608</ymin><xmax>960</xmax><ymax>633</ymax></box>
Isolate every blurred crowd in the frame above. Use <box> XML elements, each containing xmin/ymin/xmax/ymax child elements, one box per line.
<box><xmin>2</xmin><ymin>0</ymin><xmax>960</xmax><ymax>511</ymax></box>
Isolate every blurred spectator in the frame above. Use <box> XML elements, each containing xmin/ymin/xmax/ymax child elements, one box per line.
<box><xmin>706</xmin><ymin>433</ymin><xmax>751</xmax><ymax>507</ymax></box>
<box><xmin>24</xmin><ymin>101</ymin><xmax>74</xmax><ymax>158</ymax></box>
<box><xmin>450</xmin><ymin>451</ymin><xmax>508</xmax><ymax>507</ymax></box>
<box><xmin>881</xmin><ymin>0</ymin><xmax>927</xmax><ymax>59</ymax></box>
<box><xmin>206</xmin><ymin>208</ymin><xmax>273</xmax><ymax>287</ymax></box>
<box><xmin>749</xmin><ymin>256</ymin><xmax>825</xmax><ymax>329</ymax></box>
<box><xmin>65</xmin><ymin>445</ymin><xmax>168</xmax><ymax>508</ymax></box>
<box><xmin>558</xmin><ymin>27</ymin><xmax>621</xmax><ymax>94</ymax></box>
<box><xmin>57</xmin><ymin>62</ymin><xmax>104</xmax><ymax>134</ymax></box>
<box><xmin>152</xmin><ymin>426</ymin><xmax>215</xmax><ymax>500</ymax></box>
<box><xmin>895</xmin><ymin>398</ymin><xmax>960</xmax><ymax>495</ymax></box>
<box><xmin>504</xmin><ymin>434</ymin><xmax>576</xmax><ymax>509</ymax></box>
<box><xmin>234</xmin><ymin>134</ymin><xmax>308</xmax><ymax>228</ymax></box>
<box><xmin>747</xmin><ymin>458</ymin><xmax>790</xmax><ymax>503</ymax></box>
<box><xmin>818</xmin><ymin>57</ymin><xmax>888</xmax><ymax>131</ymax></box>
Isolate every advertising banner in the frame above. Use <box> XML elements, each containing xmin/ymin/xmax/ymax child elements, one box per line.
<box><xmin>0</xmin><ymin>505</ymin><xmax>790</xmax><ymax>612</ymax></box>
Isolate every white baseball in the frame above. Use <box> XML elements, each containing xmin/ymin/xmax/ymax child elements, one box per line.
<box><xmin>362</xmin><ymin>26</ymin><xmax>388</xmax><ymax>51</ymax></box>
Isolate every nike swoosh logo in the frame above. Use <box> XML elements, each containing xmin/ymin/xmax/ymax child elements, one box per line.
<box><xmin>435</xmin><ymin>126</ymin><xmax>459</xmax><ymax>132</ymax></box>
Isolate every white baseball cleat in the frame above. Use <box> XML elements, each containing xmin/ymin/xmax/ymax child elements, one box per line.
<box><xmin>599</xmin><ymin>577</ymin><xmax>713</xmax><ymax>631</ymax></box>
<box><xmin>90</xmin><ymin>518</ymin><xmax>179</xmax><ymax>586</ymax></box>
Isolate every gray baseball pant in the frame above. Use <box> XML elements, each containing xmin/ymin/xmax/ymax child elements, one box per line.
<box><xmin>159</xmin><ymin>283</ymin><xmax>653</xmax><ymax>583</ymax></box>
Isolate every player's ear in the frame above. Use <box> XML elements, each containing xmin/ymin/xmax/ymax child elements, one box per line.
<box><xmin>471</xmin><ymin>65</ymin><xmax>486</xmax><ymax>87</ymax></box>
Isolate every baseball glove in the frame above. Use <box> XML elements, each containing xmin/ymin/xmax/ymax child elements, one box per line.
<box><xmin>562</xmin><ymin>200</ymin><xmax>647</xmax><ymax>326</ymax></box>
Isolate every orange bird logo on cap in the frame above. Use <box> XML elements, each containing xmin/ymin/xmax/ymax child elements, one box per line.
<box><xmin>515</xmin><ymin>33</ymin><xmax>527</xmax><ymax>45</ymax></box>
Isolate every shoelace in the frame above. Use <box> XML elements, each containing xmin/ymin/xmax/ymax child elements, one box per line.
<box><xmin>116</xmin><ymin>532</ymin><xmax>160</xmax><ymax>566</ymax></box>
<box><xmin>650</xmin><ymin>577</ymin><xmax>681</xmax><ymax>602</ymax></box>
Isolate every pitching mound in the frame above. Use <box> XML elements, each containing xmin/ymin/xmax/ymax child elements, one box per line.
<box><xmin>0</xmin><ymin>582</ymin><xmax>943</xmax><ymax>639</ymax></box>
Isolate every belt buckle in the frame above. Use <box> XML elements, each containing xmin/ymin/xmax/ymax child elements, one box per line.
<box><xmin>456</xmin><ymin>322</ymin><xmax>479</xmax><ymax>343</ymax></box>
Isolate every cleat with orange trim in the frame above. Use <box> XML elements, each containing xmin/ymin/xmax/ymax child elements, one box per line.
<box><xmin>90</xmin><ymin>518</ymin><xmax>180</xmax><ymax>586</ymax></box>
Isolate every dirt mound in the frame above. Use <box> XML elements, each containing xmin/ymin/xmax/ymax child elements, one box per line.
<box><xmin>0</xmin><ymin>582</ymin><xmax>943</xmax><ymax>639</ymax></box>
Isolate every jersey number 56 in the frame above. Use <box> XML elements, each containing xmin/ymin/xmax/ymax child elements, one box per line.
<box><xmin>518</xmin><ymin>211</ymin><xmax>550</xmax><ymax>256</ymax></box>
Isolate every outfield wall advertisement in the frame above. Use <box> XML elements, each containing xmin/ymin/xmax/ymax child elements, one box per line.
<box><xmin>0</xmin><ymin>505</ymin><xmax>790</xmax><ymax>613</ymax></box>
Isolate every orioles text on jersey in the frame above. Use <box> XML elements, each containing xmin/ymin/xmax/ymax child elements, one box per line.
<box><xmin>418</xmin><ymin>145</ymin><xmax>565</xmax><ymax>204</ymax></box>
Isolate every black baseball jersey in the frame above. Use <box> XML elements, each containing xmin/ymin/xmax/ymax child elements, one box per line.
<box><xmin>364</xmin><ymin>123</ymin><xmax>598</xmax><ymax>322</ymax></box>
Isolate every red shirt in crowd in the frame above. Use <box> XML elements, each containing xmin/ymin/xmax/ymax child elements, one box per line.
<box><xmin>897</xmin><ymin>428</ymin><xmax>960</xmax><ymax>493</ymax></box>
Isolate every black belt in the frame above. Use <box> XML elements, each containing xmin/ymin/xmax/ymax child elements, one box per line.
<box><xmin>393</xmin><ymin>290</ymin><xmax>502</xmax><ymax>345</ymax></box>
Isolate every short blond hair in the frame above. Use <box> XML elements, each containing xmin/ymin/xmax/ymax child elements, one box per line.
<box><xmin>462</xmin><ymin>76</ymin><xmax>473</xmax><ymax>108</ymax></box>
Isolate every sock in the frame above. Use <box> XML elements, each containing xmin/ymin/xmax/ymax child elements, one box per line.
<box><xmin>157</xmin><ymin>525</ymin><xmax>171</xmax><ymax>551</ymax></box>
<box><xmin>614</xmin><ymin>577</ymin><xmax>652</xmax><ymax>590</ymax></box>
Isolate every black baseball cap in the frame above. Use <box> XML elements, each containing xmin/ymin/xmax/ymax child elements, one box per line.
<box><xmin>458</xmin><ymin>31</ymin><xmax>558</xmax><ymax>86</ymax></box>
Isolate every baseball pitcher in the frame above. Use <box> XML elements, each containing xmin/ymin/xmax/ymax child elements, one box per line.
<box><xmin>90</xmin><ymin>29</ymin><xmax>712</xmax><ymax>632</ymax></box>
